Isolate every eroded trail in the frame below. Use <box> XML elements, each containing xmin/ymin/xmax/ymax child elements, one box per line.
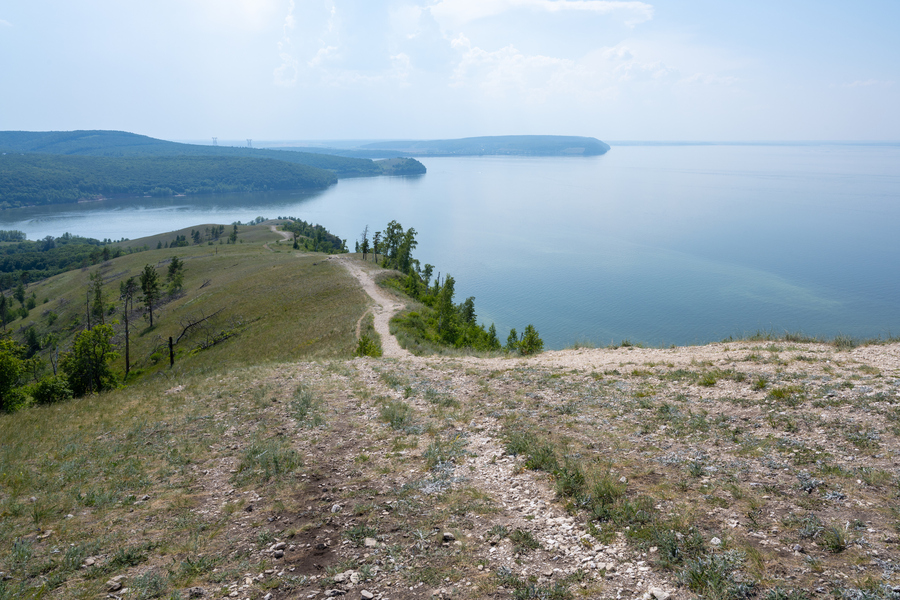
<box><xmin>332</xmin><ymin>255</ymin><xmax>411</xmax><ymax>358</ymax></box>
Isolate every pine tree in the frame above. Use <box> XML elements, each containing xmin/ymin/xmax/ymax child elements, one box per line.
<box><xmin>120</xmin><ymin>277</ymin><xmax>138</xmax><ymax>377</ymax></box>
<box><xmin>139</xmin><ymin>265</ymin><xmax>160</xmax><ymax>327</ymax></box>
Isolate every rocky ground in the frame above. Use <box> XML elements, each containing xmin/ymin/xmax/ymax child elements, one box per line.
<box><xmin>115</xmin><ymin>339</ymin><xmax>900</xmax><ymax>600</ymax></box>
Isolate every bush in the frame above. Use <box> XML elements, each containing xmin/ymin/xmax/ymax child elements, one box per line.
<box><xmin>31</xmin><ymin>376</ymin><xmax>73</xmax><ymax>405</ymax></box>
<box><xmin>355</xmin><ymin>335</ymin><xmax>382</xmax><ymax>357</ymax></box>
<box><xmin>519</xmin><ymin>324</ymin><xmax>544</xmax><ymax>355</ymax></box>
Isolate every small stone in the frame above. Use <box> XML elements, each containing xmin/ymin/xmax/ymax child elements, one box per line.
<box><xmin>361</xmin><ymin>591</ymin><xmax>375</xmax><ymax>600</ymax></box>
<box><xmin>331</xmin><ymin>504</ymin><xmax>342</xmax><ymax>513</ymax></box>
<box><xmin>324</xmin><ymin>590</ymin><xmax>345</xmax><ymax>597</ymax></box>
<box><xmin>106</xmin><ymin>577</ymin><xmax>124</xmax><ymax>592</ymax></box>
<box><xmin>83</xmin><ymin>557</ymin><xmax>95</xmax><ymax>567</ymax></box>
<box><xmin>263</xmin><ymin>594</ymin><xmax>272</xmax><ymax>600</ymax></box>
<box><xmin>443</xmin><ymin>532</ymin><xmax>456</xmax><ymax>542</ymax></box>
<box><xmin>650</xmin><ymin>587</ymin><xmax>670</xmax><ymax>600</ymax></box>
<box><xmin>542</xmin><ymin>569</ymin><xmax>554</xmax><ymax>578</ymax></box>
<box><xmin>187</xmin><ymin>587</ymin><xmax>205</xmax><ymax>598</ymax></box>
<box><xmin>274</xmin><ymin>550</ymin><xmax>284</xmax><ymax>559</ymax></box>
<box><xmin>364</xmin><ymin>537</ymin><xmax>378</xmax><ymax>548</ymax></box>
<box><xmin>272</xmin><ymin>542</ymin><xmax>287</xmax><ymax>551</ymax></box>
<box><xmin>619</xmin><ymin>477</ymin><xmax>628</xmax><ymax>484</ymax></box>
<box><xmin>710</xmin><ymin>537</ymin><xmax>722</xmax><ymax>547</ymax></box>
<box><xmin>334</xmin><ymin>573</ymin><xmax>347</xmax><ymax>583</ymax></box>
<box><xmin>350</xmin><ymin>572</ymin><xmax>360</xmax><ymax>584</ymax></box>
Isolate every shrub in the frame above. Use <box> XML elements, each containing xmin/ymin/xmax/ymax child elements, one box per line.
<box><xmin>380</xmin><ymin>400</ymin><xmax>413</xmax><ymax>430</ymax></box>
<box><xmin>519</xmin><ymin>325</ymin><xmax>544</xmax><ymax>355</ymax></box>
<box><xmin>31</xmin><ymin>375</ymin><xmax>73</xmax><ymax>405</ymax></box>
<box><xmin>356</xmin><ymin>335</ymin><xmax>382</xmax><ymax>357</ymax></box>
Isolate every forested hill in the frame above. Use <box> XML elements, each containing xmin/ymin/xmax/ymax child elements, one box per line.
<box><xmin>0</xmin><ymin>154</ymin><xmax>337</xmax><ymax>209</ymax></box>
<box><xmin>361</xmin><ymin>135</ymin><xmax>610</xmax><ymax>156</ymax></box>
<box><xmin>0</xmin><ymin>130</ymin><xmax>425</xmax><ymax>178</ymax></box>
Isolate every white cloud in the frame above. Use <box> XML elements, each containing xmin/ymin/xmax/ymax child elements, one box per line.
<box><xmin>678</xmin><ymin>72</ymin><xmax>738</xmax><ymax>86</ymax></box>
<box><xmin>0</xmin><ymin>19</ymin><xmax>11</xmax><ymax>27</ymax></box>
<box><xmin>842</xmin><ymin>79</ymin><xmax>894</xmax><ymax>88</ymax></box>
<box><xmin>448</xmin><ymin>39</ymin><xmax>681</xmax><ymax>103</ymax></box>
<box><xmin>431</xmin><ymin>0</ymin><xmax>653</xmax><ymax>28</ymax></box>
<box><xmin>307</xmin><ymin>45</ymin><xmax>339</xmax><ymax>68</ymax></box>
<box><xmin>273</xmin><ymin>0</ymin><xmax>298</xmax><ymax>87</ymax></box>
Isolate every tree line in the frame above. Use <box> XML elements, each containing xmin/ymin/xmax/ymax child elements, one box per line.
<box><xmin>0</xmin><ymin>232</ymin><xmax>149</xmax><ymax>292</ymax></box>
<box><xmin>281</xmin><ymin>217</ymin><xmax>347</xmax><ymax>254</ymax></box>
<box><xmin>0</xmin><ymin>256</ymin><xmax>187</xmax><ymax>412</ymax></box>
<box><xmin>0</xmin><ymin>154</ymin><xmax>338</xmax><ymax>209</ymax></box>
<box><xmin>358</xmin><ymin>221</ymin><xmax>543</xmax><ymax>355</ymax></box>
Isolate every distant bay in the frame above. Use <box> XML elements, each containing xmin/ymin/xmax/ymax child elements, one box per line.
<box><xmin>1</xmin><ymin>144</ymin><xmax>898</xmax><ymax>348</ymax></box>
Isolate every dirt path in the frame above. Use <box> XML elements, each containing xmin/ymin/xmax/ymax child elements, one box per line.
<box><xmin>332</xmin><ymin>255</ymin><xmax>411</xmax><ymax>358</ymax></box>
<box><xmin>262</xmin><ymin>224</ymin><xmax>293</xmax><ymax>252</ymax></box>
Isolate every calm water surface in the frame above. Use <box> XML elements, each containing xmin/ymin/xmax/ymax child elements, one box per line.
<box><xmin>2</xmin><ymin>145</ymin><xmax>898</xmax><ymax>348</ymax></box>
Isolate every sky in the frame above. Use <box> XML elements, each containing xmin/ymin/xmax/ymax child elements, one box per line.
<box><xmin>1</xmin><ymin>0</ymin><xmax>898</xmax><ymax>142</ymax></box>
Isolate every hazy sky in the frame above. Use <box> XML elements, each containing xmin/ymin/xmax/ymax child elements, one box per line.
<box><xmin>1</xmin><ymin>1</ymin><xmax>898</xmax><ymax>141</ymax></box>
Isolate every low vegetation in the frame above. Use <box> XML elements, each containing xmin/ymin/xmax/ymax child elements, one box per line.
<box><xmin>0</xmin><ymin>219</ymin><xmax>898</xmax><ymax>600</ymax></box>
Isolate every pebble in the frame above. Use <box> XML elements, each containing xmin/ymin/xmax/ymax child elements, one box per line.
<box><xmin>361</xmin><ymin>591</ymin><xmax>374</xmax><ymax>600</ymax></box>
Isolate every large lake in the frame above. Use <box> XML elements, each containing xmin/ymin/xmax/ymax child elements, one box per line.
<box><xmin>2</xmin><ymin>144</ymin><xmax>899</xmax><ymax>349</ymax></box>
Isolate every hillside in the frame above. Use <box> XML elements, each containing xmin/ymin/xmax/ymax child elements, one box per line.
<box><xmin>1</xmin><ymin>245</ymin><xmax>899</xmax><ymax>600</ymax></box>
<box><xmin>0</xmin><ymin>130</ymin><xmax>424</xmax><ymax>179</ymax></box>
<box><xmin>268</xmin><ymin>135</ymin><xmax>611</xmax><ymax>159</ymax></box>
<box><xmin>361</xmin><ymin>135</ymin><xmax>611</xmax><ymax>157</ymax></box>
<box><xmin>0</xmin><ymin>154</ymin><xmax>338</xmax><ymax>209</ymax></box>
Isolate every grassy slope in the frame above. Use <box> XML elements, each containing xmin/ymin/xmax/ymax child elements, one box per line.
<box><xmin>15</xmin><ymin>222</ymin><xmax>367</xmax><ymax>379</ymax></box>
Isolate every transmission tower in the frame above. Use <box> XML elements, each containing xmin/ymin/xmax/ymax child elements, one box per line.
<box><xmin>212</xmin><ymin>137</ymin><xmax>217</xmax><ymax>146</ymax></box>
<box><xmin>247</xmin><ymin>139</ymin><xmax>252</xmax><ymax>148</ymax></box>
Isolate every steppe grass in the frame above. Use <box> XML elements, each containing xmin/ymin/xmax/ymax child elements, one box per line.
<box><xmin>0</xmin><ymin>360</ymin><xmax>326</xmax><ymax>597</ymax></box>
<box><xmin>18</xmin><ymin>223</ymin><xmax>368</xmax><ymax>385</ymax></box>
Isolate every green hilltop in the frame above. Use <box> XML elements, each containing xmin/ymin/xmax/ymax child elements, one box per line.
<box><xmin>0</xmin><ymin>130</ymin><xmax>426</xmax><ymax>208</ymax></box>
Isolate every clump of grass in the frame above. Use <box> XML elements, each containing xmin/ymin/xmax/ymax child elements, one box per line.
<box><xmin>380</xmin><ymin>400</ymin><xmax>414</xmax><ymax>430</ymax></box>
<box><xmin>680</xmin><ymin>552</ymin><xmax>754</xmax><ymax>600</ymax></box>
<box><xmin>764</xmin><ymin>588</ymin><xmax>810</xmax><ymax>600</ymax></box>
<box><xmin>751</xmin><ymin>377</ymin><xmax>767</xmax><ymax>391</ymax></box>
<box><xmin>424</xmin><ymin>387</ymin><xmax>459</xmax><ymax>408</ymax></box>
<box><xmin>768</xmin><ymin>386</ymin><xmax>806</xmax><ymax>406</ymax></box>
<box><xmin>344</xmin><ymin>524</ymin><xmax>378</xmax><ymax>546</ymax></box>
<box><xmin>423</xmin><ymin>435</ymin><xmax>468</xmax><ymax>470</ymax></box>
<box><xmin>291</xmin><ymin>384</ymin><xmax>324</xmax><ymax>427</ymax></box>
<box><xmin>380</xmin><ymin>371</ymin><xmax>407</xmax><ymax>388</ymax></box>
<box><xmin>833</xmin><ymin>335</ymin><xmax>858</xmax><ymax>350</ymax></box>
<box><xmin>845</xmin><ymin>427</ymin><xmax>881</xmax><ymax>450</ymax></box>
<box><xmin>821</xmin><ymin>525</ymin><xmax>848</xmax><ymax>553</ymax></box>
<box><xmin>132</xmin><ymin>570</ymin><xmax>168</xmax><ymax>599</ymax></box>
<box><xmin>489</xmin><ymin>524</ymin><xmax>510</xmax><ymax>540</ymax></box>
<box><xmin>699</xmin><ymin>372</ymin><xmax>719</xmax><ymax>387</ymax></box>
<box><xmin>495</xmin><ymin>567</ymin><xmax>573</xmax><ymax>600</ymax></box>
<box><xmin>233</xmin><ymin>438</ymin><xmax>302</xmax><ymax>485</ymax></box>
<box><xmin>509</xmin><ymin>529</ymin><xmax>541</xmax><ymax>553</ymax></box>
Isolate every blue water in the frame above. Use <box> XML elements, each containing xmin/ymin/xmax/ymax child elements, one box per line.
<box><xmin>2</xmin><ymin>145</ymin><xmax>898</xmax><ymax>348</ymax></box>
